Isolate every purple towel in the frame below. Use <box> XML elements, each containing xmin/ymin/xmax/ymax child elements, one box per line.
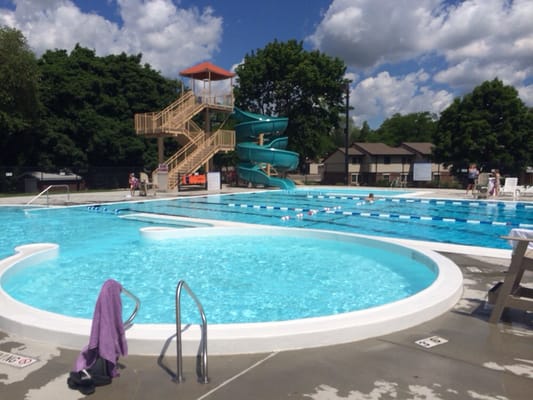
<box><xmin>74</xmin><ymin>279</ymin><xmax>128</xmax><ymax>377</ymax></box>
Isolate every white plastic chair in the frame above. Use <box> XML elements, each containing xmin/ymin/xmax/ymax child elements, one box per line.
<box><xmin>521</xmin><ymin>186</ymin><xmax>533</xmax><ymax>197</ymax></box>
<box><xmin>500</xmin><ymin>177</ymin><xmax>519</xmax><ymax>199</ymax></box>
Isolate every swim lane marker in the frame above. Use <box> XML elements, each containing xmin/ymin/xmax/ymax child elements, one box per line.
<box><xmin>226</xmin><ymin>202</ymin><xmax>532</xmax><ymax>228</ymax></box>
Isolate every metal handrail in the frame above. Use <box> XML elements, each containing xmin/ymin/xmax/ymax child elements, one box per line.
<box><xmin>121</xmin><ymin>287</ymin><xmax>141</xmax><ymax>331</ymax></box>
<box><xmin>175</xmin><ymin>280</ymin><xmax>208</xmax><ymax>383</ymax></box>
<box><xmin>26</xmin><ymin>184</ymin><xmax>70</xmax><ymax>206</ymax></box>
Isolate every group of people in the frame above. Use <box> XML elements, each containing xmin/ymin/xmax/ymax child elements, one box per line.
<box><xmin>465</xmin><ymin>163</ymin><xmax>501</xmax><ymax>197</ymax></box>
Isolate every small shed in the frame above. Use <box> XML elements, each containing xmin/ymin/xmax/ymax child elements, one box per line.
<box><xmin>22</xmin><ymin>171</ymin><xmax>85</xmax><ymax>193</ymax></box>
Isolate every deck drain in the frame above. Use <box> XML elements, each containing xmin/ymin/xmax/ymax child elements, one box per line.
<box><xmin>0</xmin><ymin>350</ymin><xmax>38</xmax><ymax>368</ymax></box>
<box><xmin>415</xmin><ymin>336</ymin><xmax>448</xmax><ymax>348</ymax></box>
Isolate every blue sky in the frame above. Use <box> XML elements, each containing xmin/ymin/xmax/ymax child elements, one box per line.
<box><xmin>1</xmin><ymin>0</ymin><xmax>532</xmax><ymax>128</ymax></box>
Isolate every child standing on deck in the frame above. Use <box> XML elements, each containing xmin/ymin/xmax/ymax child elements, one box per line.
<box><xmin>466</xmin><ymin>164</ymin><xmax>479</xmax><ymax>196</ymax></box>
<box><xmin>129</xmin><ymin>173</ymin><xmax>139</xmax><ymax>197</ymax></box>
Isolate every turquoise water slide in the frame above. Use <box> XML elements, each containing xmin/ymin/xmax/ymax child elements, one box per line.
<box><xmin>233</xmin><ymin>107</ymin><xmax>298</xmax><ymax>189</ymax></box>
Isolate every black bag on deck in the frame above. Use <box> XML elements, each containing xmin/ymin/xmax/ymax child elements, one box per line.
<box><xmin>67</xmin><ymin>356</ymin><xmax>112</xmax><ymax>395</ymax></box>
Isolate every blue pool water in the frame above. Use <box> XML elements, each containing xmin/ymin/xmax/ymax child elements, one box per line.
<box><xmin>1</xmin><ymin>188</ymin><xmax>531</xmax><ymax>324</ymax></box>
<box><xmin>110</xmin><ymin>188</ymin><xmax>530</xmax><ymax>249</ymax></box>
<box><xmin>2</xmin><ymin>227</ymin><xmax>436</xmax><ymax>324</ymax></box>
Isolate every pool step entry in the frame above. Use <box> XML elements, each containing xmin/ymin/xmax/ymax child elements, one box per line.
<box><xmin>175</xmin><ymin>280</ymin><xmax>209</xmax><ymax>384</ymax></box>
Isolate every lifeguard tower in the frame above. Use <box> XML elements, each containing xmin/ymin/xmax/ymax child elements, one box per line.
<box><xmin>134</xmin><ymin>61</ymin><xmax>236</xmax><ymax>190</ymax></box>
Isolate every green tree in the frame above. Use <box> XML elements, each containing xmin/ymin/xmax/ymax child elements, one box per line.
<box><xmin>234</xmin><ymin>40</ymin><xmax>347</xmax><ymax>163</ymax></box>
<box><xmin>330</xmin><ymin>115</ymin><xmax>365</xmax><ymax>148</ymax></box>
<box><xmin>0</xmin><ymin>26</ymin><xmax>41</xmax><ymax>166</ymax></box>
<box><xmin>373</xmin><ymin>112</ymin><xmax>436</xmax><ymax>145</ymax></box>
<box><xmin>433</xmin><ymin>79</ymin><xmax>532</xmax><ymax>177</ymax></box>
<box><xmin>37</xmin><ymin>45</ymin><xmax>180</xmax><ymax>171</ymax></box>
<box><xmin>358</xmin><ymin>121</ymin><xmax>373</xmax><ymax>142</ymax></box>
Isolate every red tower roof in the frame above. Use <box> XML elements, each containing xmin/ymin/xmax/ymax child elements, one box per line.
<box><xmin>179</xmin><ymin>61</ymin><xmax>235</xmax><ymax>81</ymax></box>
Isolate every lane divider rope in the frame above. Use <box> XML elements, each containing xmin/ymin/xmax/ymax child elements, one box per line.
<box><xmin>226</xmin><ymin>202</ymin><xmax>532</xmax><ymax>228</ymax></box>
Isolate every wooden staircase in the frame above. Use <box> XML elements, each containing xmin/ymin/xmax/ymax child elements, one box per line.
<box><xmin>135</xmin><ymin>91</ymin><xmax>206</xmax><ymax>142</ymax></box>
<box><xmin>134</xmin><ymin>90</ymin><xmax>235</xmax><ymax>190</ymax></box>
<box><xmin>165</xmin><ymin>129</ymin><xmax>235</xmax><ymax>189</ymax></box>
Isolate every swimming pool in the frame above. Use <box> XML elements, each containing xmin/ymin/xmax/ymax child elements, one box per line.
<box><xmin>2</xmin><ymin>226</ymin><xmax>436</xmax><ymax>324</ymax></box>
<box><xmin>0</xmin><ymin>226</ymin><xmax>462</xmax><ymax>355</ymax></box>
<box><xmin>1</xmin><ymin>187</ymin><xmax>521</xmax><ymax>354</ymax></box>
<box><xmin>101</xmin><ymin>188</ymin><xmax>530</xmax><ymax>249</ymax></box>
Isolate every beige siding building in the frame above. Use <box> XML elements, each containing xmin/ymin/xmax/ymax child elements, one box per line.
<box><xmin>322</xmin><ymin>142</ymin><xmax>451</xmax><ymax>186</ymax></box>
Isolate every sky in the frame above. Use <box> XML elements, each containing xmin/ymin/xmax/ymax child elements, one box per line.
<box><xmin>1</xmin><ymin>0</ymin><xmax>532</xmax><ymax>128</ymax></box>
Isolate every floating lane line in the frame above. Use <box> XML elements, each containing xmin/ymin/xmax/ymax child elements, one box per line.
<box><xmin>225</xmin><ymin>202</ymin><xmax>532</xmax><ymax>227</ymax></box>
<box><xmin>303</xmin><ymin>194</ymin><xmax>527</xmax><ymax>208</ymax></box>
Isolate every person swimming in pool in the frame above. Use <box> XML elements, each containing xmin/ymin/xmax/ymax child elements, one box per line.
<box><xmin>365</xmin><ymin>193</ymin><xmax>374</xmax><ymax>203</ymax></box>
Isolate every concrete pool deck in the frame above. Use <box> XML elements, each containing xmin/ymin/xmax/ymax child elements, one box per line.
<box><xmin>1</xmin><ymin>187</ymin><xmax>532</xmax><ymax>399</ymax></box>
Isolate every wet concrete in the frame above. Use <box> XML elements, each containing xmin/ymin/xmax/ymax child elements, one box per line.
<box><xmin>1</xmin><ymin>188</ymin><xmax>532</xmax><ymax>399</ymax></box>
<box><xmin>1</xmin><ymin>252</ymin><xmax>532</xmax><ymax>400</ymax></box>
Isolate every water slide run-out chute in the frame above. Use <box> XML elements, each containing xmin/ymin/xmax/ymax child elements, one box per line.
<box><xmin>233</xmin><ymin>107</ymin><xmax>298</xmax><ymax>190</ymax></box>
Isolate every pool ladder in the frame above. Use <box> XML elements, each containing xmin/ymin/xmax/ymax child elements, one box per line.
<box><xmin>175</xmin><ymin>280</ymin><xmax>208</xmax><ymax>383</ymax></box>
<box><xmin>121</xmin><ymin>287</ymin><xmax>141</xmax><ymax>331</ymax></box>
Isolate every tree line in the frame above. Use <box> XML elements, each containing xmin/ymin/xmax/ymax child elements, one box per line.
<box><xmin>1</xmin><ymin>27</ymin><xmax>532</xmax><ymax>191</ymax></box>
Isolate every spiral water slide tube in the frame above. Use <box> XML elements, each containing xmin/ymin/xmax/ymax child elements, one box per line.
<box><xmin>233</xmin><ymin>107</ymin><xmax>299</xmax><ymax>190</ymax></box>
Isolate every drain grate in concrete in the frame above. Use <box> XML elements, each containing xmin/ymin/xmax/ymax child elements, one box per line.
<box><xmin>415</xmin><ymin>336</ymin><xmax>448</xmax><ymax>348</ymax></box>
<box><xmin>0</xmin><ymin>350</ymin><xmax>38</xmax><ymax>368</ymax></box>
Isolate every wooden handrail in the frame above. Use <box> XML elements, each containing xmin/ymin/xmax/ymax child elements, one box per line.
<box><xmin>134</xmin><ymin>91</ymin><xmax>234</xmax><ymax>137</ymax></box>
<box><xmin>164</xmin><ymin>129</ymin><xmax>235</xmax><ymax>190</ymax></box>
<box><xmin>135</xmin><ymin>91</ymin><xmax>201</xmax><ymax>135</ymax></box>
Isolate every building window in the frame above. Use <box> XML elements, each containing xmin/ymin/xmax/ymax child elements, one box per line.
<box><xmin>384</xmin><ymin>156</ymin><xmax>391</xmax><ymax>164</ymax></box>
<box><xmin>351</xmin><ymin>174</ymin><xmax>359</xmax><ymax>185</ymax></box>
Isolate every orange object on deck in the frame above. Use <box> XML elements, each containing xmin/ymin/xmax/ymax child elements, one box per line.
<box><xmin>181</xmin><ymin>174</ymin><xmax>206</xmax><ymax>185</ymax></box>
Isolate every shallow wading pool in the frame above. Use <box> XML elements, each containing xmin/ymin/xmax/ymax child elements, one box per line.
<box><xmin>0</xmin><ymin>223</ymin><xmax>462</xmax><ymax>355</ymax></box>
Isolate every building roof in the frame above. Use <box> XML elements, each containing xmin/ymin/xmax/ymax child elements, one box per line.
<box><xmin>179</xmin><ymin>61</ymin><xmax>235</xmax><ymax>81</ymax></box>
<box><xmin>322</xmin><ymin>147</ymin><xmax>364</xmax><ymax>163</ymax></box>
<box><xmin>353</xmin><ymin>142</ymin><xmax>413</xmax><ymax>156</ymax></box>
<box><xmin>344</xmin><ymin>147</ymin><xmax>364</xmax><ymax>156</ymax></box>
<box><xmin>400</xmin><ymin>142</ymin><xmax>434</xmax><ymax>155</ymax></box>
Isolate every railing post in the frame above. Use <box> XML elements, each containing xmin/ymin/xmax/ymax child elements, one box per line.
<box><xmin>26</xmin><ymin>184</ymin><xmax>71</xmax><ymax>206</ymax></box>
<box><xmin>175</xmin><ymin>280</ymin><xmax>208</xmax><ymax>384</ymax></box>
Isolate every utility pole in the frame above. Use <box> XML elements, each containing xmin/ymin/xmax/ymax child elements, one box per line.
<box><xmin>344</xmin><ymin>81</ymin><xmax>350</xmax><ymax>185</ymax></box>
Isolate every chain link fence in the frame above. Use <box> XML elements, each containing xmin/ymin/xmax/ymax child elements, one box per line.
<box><xmin>0</xmin><ymin>166</ymin><xmax>145</xmax><ymax>194</ymax></box>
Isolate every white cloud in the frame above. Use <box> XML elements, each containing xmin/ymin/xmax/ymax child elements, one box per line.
<box><xmin>517</xmin><ymin>84</ymin><xmax>533</xmax><ymax>106</ymax></box>
<box><xmin>310</xmin><ymin>0</ymin><xmax>533</xmax><ymax>125</ymax></box>
<box><xmin>2</xmin><ymin>0</ymin><xmax>531</xmax><ymax>128</ymax></box>
<box><xmin>1</xmin><ymin>0</ymin><xmax>223</xmax><ymax>77</ymax></box>
<box><xmin>309</xmin><ymin>0</ymin><xmax>436</xmax><ymax>68</ymax></box>
<box><xmin>351</xmin><ymin>70</ymin><xmax>453</xmax><ymax>128</ymax></box>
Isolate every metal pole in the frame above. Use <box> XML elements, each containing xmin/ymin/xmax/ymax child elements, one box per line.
<box><xmin>344</xmin><ymin>82</ymin><xmax>350</xmax><ymax>185</ymax></box>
